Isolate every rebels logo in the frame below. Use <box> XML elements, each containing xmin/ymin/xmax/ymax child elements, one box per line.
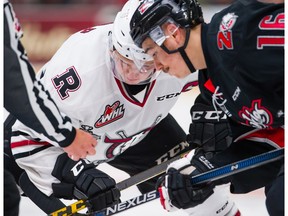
<box><xmin>104</xmin><ymin>128</ymin><xmax>152</xmax><ymax>159</ymax></box>
<box><xmin>52</xmin><ymin>66</ymin><xmax>81</xmax><ymax>100</ymax></box>
<box><xmin>239</xmin><ymin>99</ymin><xmax>273</xmax><ymax>129</ymax></box>
<box><xmin>104</xmin><ymin>116</ymin><xmax>161</xmax><ymax>158</ymax></box>
<box><xmin>95</xmin><ymin>101</ymin><xmax>125</xmax><ymax>128</ymax></box>
<box><xmin>217</xmin><ymin>13</ymin><xmax>238</xmax><ymax>50</ymax></box>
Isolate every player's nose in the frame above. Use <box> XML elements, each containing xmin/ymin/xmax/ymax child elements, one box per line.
<box><xmin>154</xmin><ymin>58</ymin><xmax>163</xmax><ymax>71</ymax></box>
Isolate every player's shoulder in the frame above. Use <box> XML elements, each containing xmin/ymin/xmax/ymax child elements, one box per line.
<box><xmin>61</xmin><ymin>24</ymin><xmax>112</xmax><ymax>48</ymax></box>
<box><xmin>38</xmin><ymin>24</ymin><xmax>112</xmax><ymax>75</ymax></box>
<box><xmin>207</xmin><ymin>0</ymin><xmax>284</xmax><ymax>57</ymax></box>
<box><xmin>73</xmin><ymin>24</ymin><xmax>113</xmax><ymax>38</ymax></box>
<box><xmin>211</xmin><ymin>0</ymin><xmax>284</xmax><ymax>26</ymax></box>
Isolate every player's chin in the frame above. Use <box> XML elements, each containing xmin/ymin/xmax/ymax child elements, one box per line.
<box><xmin>124</xmin><ymin>78</ymin><xmax>142</xmax><ymax>85</ymax></box>
<box><xmin>171</xmin><ymin>70</ymin><xmax>188</xmax><ymax>79</ymax></box>
<box><xmin>163</xmin><ymin>68</ymin><xmax>176</xmax><ymax>77</ymax></box>
<box><xmin>166</xmin><ymin>70</ymin><xmax>178</xmax><ymax>78</ymax></box>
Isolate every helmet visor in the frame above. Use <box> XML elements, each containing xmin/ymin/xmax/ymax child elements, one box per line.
<box><xmin>149</xmin><ymin>19</ymin><xmax>180</xmax><ymax>46</ymax></box>
<box><xmin>110</xmin><ymin>50</ymin><xmax>159</xmax><ymax>85</ymax></box>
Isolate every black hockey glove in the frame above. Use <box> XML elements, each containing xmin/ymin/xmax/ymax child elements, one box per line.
<box><xmin>156</xmin><ymin>148</ymin><xmax>215</xmax><ymax>211</ymax></box>
<box><xmin>187</xmin><ymin>102</ymin><xmax>232</xmax><ymax>158</ymax></box>
<box><xmin>51</xmin><ymin>153</ymin><xmax>120</xmax><ymax>211</ymax></box>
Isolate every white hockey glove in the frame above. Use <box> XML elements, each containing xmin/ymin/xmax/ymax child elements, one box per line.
<box><xmin>156</xmin><ymin>149</ymin><xmax>241</xmax><ymax>216</ymax></box>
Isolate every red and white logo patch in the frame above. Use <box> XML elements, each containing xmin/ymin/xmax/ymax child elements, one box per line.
<box><xmin>217</xmin><ymin>13</ymin><xmax>238</xmax><ymax>50</ymax></box>
<box><xmin>95</xmin><ymin>101</ymin><xmax>125</xmax><ymax>128</ymax></box>
<box><xmin>220</xmin><ymin>13</ymin><xmax>238</xmax><ymax>31</ymax></box>
<box><xmin>238</xmin><ymin>99</ymin><xmax>273</xmax><ymax>129</ymax></box>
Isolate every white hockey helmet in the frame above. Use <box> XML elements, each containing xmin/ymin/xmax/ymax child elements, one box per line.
<box><xmin>110</xmin><ymin>0</ymin><xmax>159</xmax><ymax>85</ymax></box>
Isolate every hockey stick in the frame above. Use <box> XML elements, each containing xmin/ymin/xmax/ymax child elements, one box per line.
<box><xmin>48</xmin><ymin>145</ymin><xmax>191</xmax><ymax>216</ymax></box>
<box><xmin>81</xmin><ymin>148</ymin><xmax>284</xmax><ymax>216</ymax></box>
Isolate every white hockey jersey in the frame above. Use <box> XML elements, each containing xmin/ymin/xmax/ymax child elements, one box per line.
<box><xmin>10</xmin><ymin>24</ymin><xmax>198</xmax><ymax>195</ymax></box>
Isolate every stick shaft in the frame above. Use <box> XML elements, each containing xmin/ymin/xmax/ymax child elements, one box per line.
<box><xmin>116</xmin><ymin>149</ymin><xmax>190</xmax><ymax>191</ymax></box>
<box><xmin>48</xmin><ymin>145</ymin><xmax>191</xmax><ymax>216</ymax></box>
<box><xmin>86</xmin><ymin>148</ymin><xmax>284</xmax><ymax>216</ymax></box>
<box><xmin>192</xmin><ymin>148</ymin><xmax>284</xmax><ymax>184</ymax></box>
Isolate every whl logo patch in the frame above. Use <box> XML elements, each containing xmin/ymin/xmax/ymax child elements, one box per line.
<box><xmin>95</xmin><ymin>101</ymin><xmax>125</xmax><ymax>128</ymax></box>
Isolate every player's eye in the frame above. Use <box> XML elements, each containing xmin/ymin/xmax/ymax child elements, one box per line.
<box><xmin>151</xmin><ymin>51</ymin><xmax>158</xmax><ymax>59</ymax></box>
<box><xmin>120</xmin><ymin>59</ymin><xmax>130</xmax><ymax>67</ymax></box>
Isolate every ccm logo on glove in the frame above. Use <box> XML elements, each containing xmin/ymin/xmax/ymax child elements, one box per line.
<box><xmin>199</xmin><ymin>156</ymin><xmax>215</xmax><ymax>169</ymax></box>
<box><xmin>71</xmin><ymin>159</ymin><xmax>91</xmax><ymax>176</ymax></box>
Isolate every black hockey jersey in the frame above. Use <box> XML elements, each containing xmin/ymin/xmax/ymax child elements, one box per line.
<box><xmin>199</xmin><ymin>0</ymin><xmax>284</xmax><ymax>129</ymax></box>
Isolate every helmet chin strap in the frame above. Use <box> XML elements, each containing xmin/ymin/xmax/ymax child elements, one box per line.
<box><xmin>160</xmin><ymin>28</ymin><xmax>196</xmax><ymax>73</ymax></box>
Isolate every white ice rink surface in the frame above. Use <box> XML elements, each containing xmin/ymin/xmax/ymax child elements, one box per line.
<box><xmin>19</xmin><ymin>88</ymin><xmax>270</xmax><ymax>216</ymax></box>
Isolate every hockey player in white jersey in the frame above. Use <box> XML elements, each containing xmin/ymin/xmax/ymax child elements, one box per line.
<box><xmin>8</xmin><ymin>0</ymin><xmax>198</xmax><ymax>214</ymax></box>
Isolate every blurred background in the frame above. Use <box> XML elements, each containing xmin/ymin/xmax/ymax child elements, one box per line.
<box><xmin>10</xmin><ymin>0</ymin><xmax>234</xmax><ymax>71</ymax></box>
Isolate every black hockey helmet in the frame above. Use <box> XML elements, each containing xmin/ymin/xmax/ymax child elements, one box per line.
<box><xmin>130</xmin><ymin>0</ymin><xmax>204</xmax><ymax>48</ymax></box>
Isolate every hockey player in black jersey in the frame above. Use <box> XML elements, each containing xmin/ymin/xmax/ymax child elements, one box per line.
<box><xmin>130</xmin><ymin>0</ymin><xmax>284</xmax><ymax>215</ymax></box>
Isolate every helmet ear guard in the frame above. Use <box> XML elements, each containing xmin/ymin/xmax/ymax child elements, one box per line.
<box><xmin>130</xmin><ymin>0</ymin><xmax>204</xmax><ymax>48</ymax></box>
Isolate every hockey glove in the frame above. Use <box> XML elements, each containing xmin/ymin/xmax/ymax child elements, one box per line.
<box><xmin>51</xmin><ymin>153</ymin><xmax>120</xmax><ymax>211</ymax></box>
<box><xmin>187</xmin><ymin>102</ymin><xmax>232</xmax><ymax>158</ymax></box>
<box><xmin>156</xmin><ymin>148</ymin><xmax>215</xmax><ymax>211</ymax></box>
